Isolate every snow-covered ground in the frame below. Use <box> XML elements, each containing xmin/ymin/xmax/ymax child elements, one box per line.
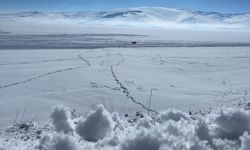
<box><xmin>1</xmin><ymin>46</ymin><xmax>250</xmax><ymax>129</ymax></box>
<box><xmin>1</xmin><ymin>7</ymin><xmax>250</xmax><ymax>150</ymax></box>
<box><xmin>1</xmin><ymin>7</ymin><xmax>250</xmax><ymax>31</ymax></box>
<box><xmin>1</xmin><ymin>104</ymin><xmax>250</xmax><ymax>150</ymax></box>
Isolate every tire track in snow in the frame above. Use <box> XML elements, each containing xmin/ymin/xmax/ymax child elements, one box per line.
<box><xmin>110</xmin><ymin>65</ymin><xmax>159</xmax><ymax>115</ymax></box>
<box><xmin>0</xmin><ymin>66</ymin><xmax>85</xmax><ymax>89</ymax></box>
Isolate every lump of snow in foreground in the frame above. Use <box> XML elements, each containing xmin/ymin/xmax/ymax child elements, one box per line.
<box><xmin>240</xmin><ymin>132</ymin><xmax>250</xmax><ymax>150</ymax></box>
<box><xmin>38</xmin><ymin>133</ymin><xmax>78</xmax><ymax>150</ymax></box>
<box><xmin>158</xmin><ymin>109</ymin><xmax>189</xmax><ymax>122</ymax></box>
<box><xmin>50</xmin><ymin>105</ymin><xmax>73</xmax><ymax>134</ymax></box>
<box><xmin>75</xmin><ymin>105</ymin><xmax>114</xmax><ymax>142</ymax></box>
<box><xmin>211</xmin><ymin>108</ymin><xmax>250</xmax><ymax>140</ymax></box>
<box><xmin>1</xmin><ymin>105</ymin><xmax>250</xmax><ymax>150</ymax></box>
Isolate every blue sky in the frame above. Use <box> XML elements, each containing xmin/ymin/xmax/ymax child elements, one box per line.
<box><xmin>0</xmin><ymin>0</ymin><xmax>250</xmax><ymax>13</ymax></box>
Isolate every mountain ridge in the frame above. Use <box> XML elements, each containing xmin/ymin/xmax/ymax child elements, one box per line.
<box><xmin>0</xmin><ymin>7</ymin><xmax>250</xmax><ymax>30</ymax></box>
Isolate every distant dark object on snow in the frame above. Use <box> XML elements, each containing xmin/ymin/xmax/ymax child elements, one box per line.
<box><xmin>131</xmin><ymin>41</ymin><xmax>137</xmax><ymax>45</ymax></box>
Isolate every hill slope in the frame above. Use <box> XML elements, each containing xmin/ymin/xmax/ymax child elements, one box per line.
<box><xmin>1</xmin><ymin>7</ymin><xmax>250</xmax><ymax>30</ymax></box>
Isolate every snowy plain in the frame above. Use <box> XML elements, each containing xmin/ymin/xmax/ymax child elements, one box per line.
<box><xmin>1</xmin><ymin>46</ymin><xmax>250</xmax><ymax>128</ymax></box>
<box><xmin>1</xmin><ymin>7</ymin><xmax>250</xmax><ymax>150</ymax></box>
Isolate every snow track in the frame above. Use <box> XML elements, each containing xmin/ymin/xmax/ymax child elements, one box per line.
<box><xmin>110</xmin><ymin>66</ymin><xmax>159</xmax><ymax>114</ymax></box>
<box><xmin>78</xmin><ymin>55</ymin><xmax>91</xmax><ymax>67</ymax></box>
<box><xmin>0</xmin><ymin>57</ymin><xmax>78</xmax><ymax>66</ymax></box>
<box><xmin>0</xmin><ymin>53</ymin><xmax>95</xmax><ymax>89</ymax></box>
<box><xmin>0</xmin><ymin>66</ymin><xmax>85</xmax><ymax>89</ymax></box>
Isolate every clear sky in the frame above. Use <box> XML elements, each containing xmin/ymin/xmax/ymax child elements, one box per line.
<box><xmin>0</xmin><ymin>0</ymin><xmax>250</xmax><ymax>13</ymax></box>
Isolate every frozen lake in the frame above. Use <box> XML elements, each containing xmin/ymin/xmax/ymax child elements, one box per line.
<box><xmin>1</xmin><ymin>46</ymin><xmax>250</xmax><ymax>128</ymax></box>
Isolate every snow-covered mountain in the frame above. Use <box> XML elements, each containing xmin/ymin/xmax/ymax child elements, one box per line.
<box><xmin>1</xmin><ymin>7</ymin><xmax>250</xmax><ymax>30</ymax></box>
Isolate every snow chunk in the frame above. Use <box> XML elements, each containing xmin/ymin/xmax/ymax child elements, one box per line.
<box><xmin>121</xmin><ymin>128</ymin><xmax>161</xmax><ymax>150</ymax></box>
<box><xmin>136</xmin><ymin>116</ymin><xmax>153</xmax><ymax>129</ymax></box>
<box><xmin>50</xmin><ymin>105</ymin><xmax>73</xmax><ymax>134</ymax></box>
<box><xmin>38</xmin><ymin>134</ymin><xmax>77</xmax><ymax>150</ymax></box>
<box><xmin>212</xmin><ymin>108</ymin><xmax>250</xmax><ymax>140</ymax></box>
<box><xmin>122</xmin><ymin>120</ymin><xmax>211</xmax><ymax>150</ymax></box>
<box><xmin>3</xmin><ymin>105</ymin><xmax>250</xmax><ymax>150</ymax></box>
<box><xmin>76</xmin><ymin>105</ymin><xmax>114</xmax><ymax>142</ymax></box>
<box><xmin>240</xmin><ymin>132</ymin><xmax>250</xmax><ymax>150</ymax></box>
<box><xmin>112</xmin><ymin>112</ymin><xmax>125</xmax><ymax>130</ymax></box>
<box><xmin>158</xmin><ymin>109</ymin><xmax>189</xmax><ymax>122</ymax></box>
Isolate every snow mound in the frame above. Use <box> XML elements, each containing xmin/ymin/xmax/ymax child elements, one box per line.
<box><xmin>158</xmin><ymin>109</ymin><xmax>189</xmax><ymax>122</ymax></box>
<box><xmin>136</xmin><ymin>116</ymin><xmax>153</xmax><ymax>129</ymax></box>
<box><xmin>1</xmin><ymin>105</ymin><xmax>250</xmax><ymax>150</ymax></box>
<box><xmin>121</xmin><ymin>128</ymin><xmax>161</xmax><ymax>150</ymax></box>
<box><xmin>38</xmin><ymin>133</ymin><xmax>78</xmax><ymax>150</ymax></box>
<box><xmin>122</xmin><ymin>120</ymin><xmax>211</xmax><ymax>150</ymax></box>
<box><xmin>240</xmin><ymin>132</ymin><xmax>250</xmax><ymax>150</ymax></box>
<box><xmin>75</xmin><ymin>105</ymin><xmax>114</xmax><ymax>142</ymax></box>
<box><xmin>212</xmin><ymin>108</ymin><xmax>250</xmax><ymax>140</ymax></box>
<box><xmin>50</xmin><ymin>105</ymin><xmax>73</xmax><ymax>134</ymax></box>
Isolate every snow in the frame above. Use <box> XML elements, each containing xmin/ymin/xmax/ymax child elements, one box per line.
<box><xmin>1</xmin><ymin>7</ymin><xmax>250</xmax><ymax>44</ymax></box>
<box><xmin>121</xmin><ymin>128</ymin><xmax>162</xmax><ymax>150</ymax></box>
<box><xmin>0</xmin><ymin>46</ymin><xmax>250</xmax><ymax>129</ymax></box>
<box><xmin>1</xmin><ymin>105</ymin><xmax>250</xmax><ymax>150</ymax></box>
<box><xmin>0</xmin><ymin>6</ymin><xmax>250</xmax><ymax>150</ymax></box>
<box><xmin>50</xmin><ymin>105</ymin><xmax>73</xmax><ymax>134</ymax></box>
<box><xmin>211</xmin><ymin>108</ymin><xmax>250</xmax><ymax>140</ymax></box>
<box><xmin>0</xmin><ymin>7</ymin><xmax>250</xmax><ymax>31</ymax></box>
<box><xmin>240</xmin><ymin>132</ymin><xmax>250</xmax><ymax>150</ymax></box>
<box><xmin>38</xmin><ymin>134</ymin><xmax>78</xmax><ymax>150</ymax></box>
<box><xmin>75</xmin><ymin>105</ymin><xmax>114</xmax><ymax>142</ymax></box>
<box><xmin>158</xmin><ymin>109</ymin><xmax>189</xmax><ymax>122</ymax></box>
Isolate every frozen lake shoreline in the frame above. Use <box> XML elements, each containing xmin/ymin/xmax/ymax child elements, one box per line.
<box><xmin>1</xmin><ymin>34</ymin><xmax>250</xmax><ymax>49</ymax></box>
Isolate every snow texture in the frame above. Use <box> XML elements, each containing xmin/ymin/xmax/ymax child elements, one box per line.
<box><xmin>1</xmin><ymin>7</ymin><xmax>250</xmax><ymax>30</ymax></box>
<box><xmin>212</xmin><ymin>108</ymin><xmax>250</xmax><ymax>140</ymax></box>
<box><xmin>38</xmin><ymin>134</ymin><xmax>78</xmax><ymax>150</ymax></box>
<box><xmin>240</xmin><ymin>132</ymin><xmax>250</xmax><ymax>150</ymax></box>
<box><xmin>158</xmin><ymin>109</ymin><xmax>189</xmax><ymax>122</ymax></box>
<box><xmin>75</xmin><ymin>105</ymin><xmax>114</xmax><ymax>142</ymax></box>
<box><xmin>1</xmin><ymin>105</ymin><xmax>250</xmax><ymax>150</ymax></box>
<box><xmin>50</xmin><ymin>105</ymin><xmax>73</xmax><ymax>134</ymax></box>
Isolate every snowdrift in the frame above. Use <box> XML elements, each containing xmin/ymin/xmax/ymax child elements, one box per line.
<box><xmin>1</xmin><ymin>105</ymin><xmax>250</xmax><ymax>150</ymax></box>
